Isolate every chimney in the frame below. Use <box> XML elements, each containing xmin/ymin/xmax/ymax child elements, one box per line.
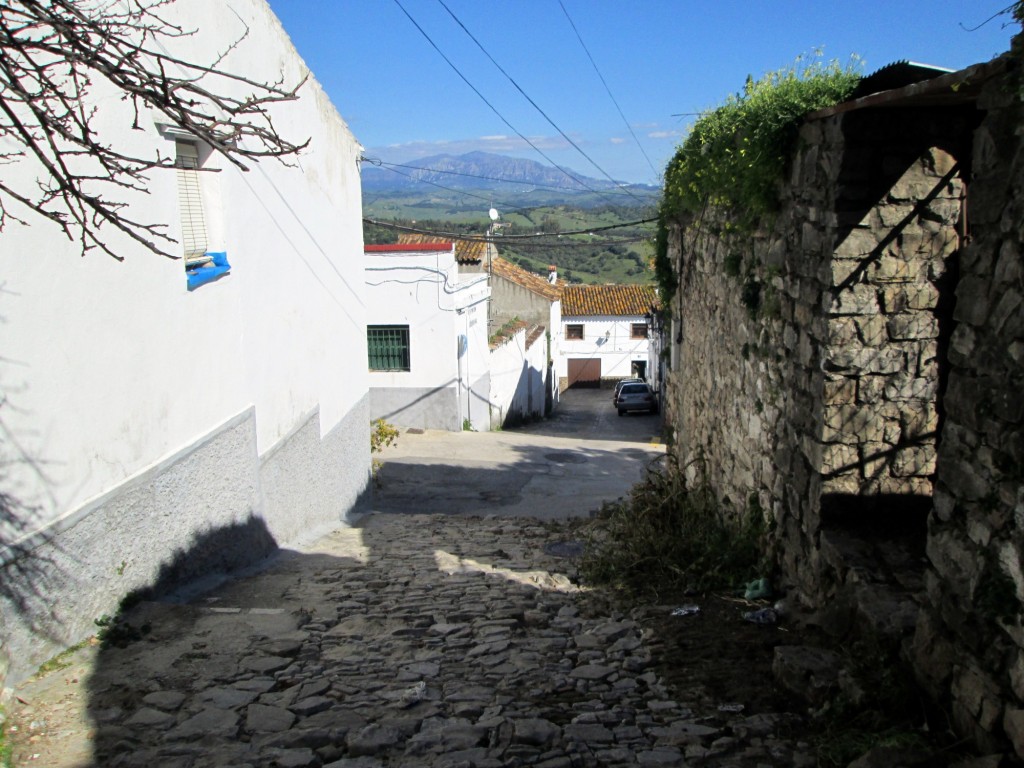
<box><xmin>547</xmin><ymin>264</ymin><xmax>557</xmax><ymax>285</ymax></box>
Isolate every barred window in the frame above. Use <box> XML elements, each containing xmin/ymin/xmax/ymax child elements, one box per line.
<box><xmin>367</xmin><ymin>325</ymin><xmax>410</xmax><ymax>371</ymax></box>
<box><xmin>565</xmin><ymin>324</ymin><xmax>584</xmax><ymax>340</ymax></box>
<box><xmin>631</xmin><ymin>323</ymin><xmax>648</xmax><ymax>339</ymax></box>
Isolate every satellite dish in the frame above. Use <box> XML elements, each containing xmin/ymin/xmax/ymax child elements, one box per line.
<box><xmin>488</xmin><ymin>208</ymin><xmax>500</xmax><ymax>221</ymax></box>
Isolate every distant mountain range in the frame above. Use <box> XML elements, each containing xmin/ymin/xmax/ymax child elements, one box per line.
<box><xmin>361</xmin><ymin>151</ymin><xmax>659</xmax><ymax>198</ymax></box>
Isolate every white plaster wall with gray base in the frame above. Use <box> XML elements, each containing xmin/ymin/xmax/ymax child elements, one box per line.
<box><xmin>0</xmin><ymin>397</ymin><xmax>371</xmax><ymax>686</ymax></box>
<box><xmin>370</xmin><ymin>385</ymin><xmax>462</xmax><ymax>432</ymax></box>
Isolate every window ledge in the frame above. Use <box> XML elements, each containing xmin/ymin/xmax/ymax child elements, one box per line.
<box><xmin>187</xmin><ymin>251</ymin><xmax>230</xmax><ymax>291</ymax></box>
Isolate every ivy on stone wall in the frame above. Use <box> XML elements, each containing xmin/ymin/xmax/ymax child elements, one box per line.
<box><xmin>655</xmin><ymin>54</ymin><xmax>860</xmax><ymax>303</ymax></box>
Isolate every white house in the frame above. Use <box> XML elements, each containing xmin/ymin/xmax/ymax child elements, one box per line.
<box><xmin>365</xmin><ymin>243</ymin><xmax>491</xmax><ymax>432</ymax></box>
<box><xmin>0</xmin><ymin>0</ymin><xmax>369</xmax><ymax>686</ymax></box>
<box><xmin>558</xmin><ymin>284</ymin><xmax>659</xmax><ymax>388</ymax></box>
<box><xmin>486</xmin><ymin>257</ymin><xmax>562</xmax><ymax>424</ymax></box>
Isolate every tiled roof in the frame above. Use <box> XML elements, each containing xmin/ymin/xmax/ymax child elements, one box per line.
<box><xmin>397</xmin><ymin>234</ymin><xmax>485</xmax><ymax>264</ymax></box>
<box><xmin>365</xmin><ymin>243</ymin><xmax>451</xmax><ymax>253</ymax></box>
<box><xmin>561</xmin><ymin>284</ymin><xmax>659</xmax><ymax>317</ymax></box>
<box><xmin>490</xmin><ymin>256</ymin><xmax>561</xmax><ymax>302</ymax></box>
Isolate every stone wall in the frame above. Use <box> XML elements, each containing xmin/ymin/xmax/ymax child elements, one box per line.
<box><xmin>909</xmin><ymin>48</ymin><xmax>1024</xmax><ymax>755</ymax></box>
<box><xmin>666</xmin><ymin>47</ymin><xmax>1024</xmax><ymax>756</ymax></box>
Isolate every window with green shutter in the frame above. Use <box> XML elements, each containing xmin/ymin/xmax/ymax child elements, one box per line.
<box><xmin>367</xmin><ymin>325</ymin><xmax>411</xmax><ymax>371</ymax></box>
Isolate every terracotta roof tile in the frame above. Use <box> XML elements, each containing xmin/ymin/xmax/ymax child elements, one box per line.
<box><xmin>396</xmin><ymin>234</ymin><xmax>485</xmax><ymax>264</ymax></box>
<box><xmin>490</xmin><ymin>256</ymin><xmax>561</xmax><ymax>302</ymax></box>
<box><xmin>561</xmin><ymin>284</ymin><xmax>659</xmax><ymax>317</ymax></box>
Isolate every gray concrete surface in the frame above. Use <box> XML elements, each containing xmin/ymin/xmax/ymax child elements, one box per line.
<box><xmin>372</xmin><ymin>387</ymin><xmax>666</xmax><ymax>521</ymax></box>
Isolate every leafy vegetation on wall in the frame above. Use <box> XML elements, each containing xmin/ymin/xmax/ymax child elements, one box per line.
<box><xmin>655</xmin><ymin>54</ymin><xmax>861</xmax><ymax>302</ymax></box>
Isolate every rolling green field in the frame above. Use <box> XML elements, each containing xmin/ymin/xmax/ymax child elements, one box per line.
<box><xmin>364</xmin><ymin>194</ymin><xmax>659</xmax><ymax>285</ymax></box>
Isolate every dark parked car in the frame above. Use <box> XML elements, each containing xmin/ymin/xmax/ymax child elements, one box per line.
<box><xmin>615</xmin><ymin>382</ymin><xmax>658</xmax><ymax>416</ymax></box>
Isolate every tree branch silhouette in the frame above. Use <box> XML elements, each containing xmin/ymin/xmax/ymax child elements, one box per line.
<box><xmin>0</xmin><ymin>0</ymin><xmax>309</xmax><ymax>260</ymax></box>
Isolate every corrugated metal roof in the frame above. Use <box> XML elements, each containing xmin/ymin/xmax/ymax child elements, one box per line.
<box><xmin>811</xmin><ymin>55</ymin><xmax>1008</xmax><ymax>119</ymax></box>
<box><xmin>490</xmin><ymin>256</ymin><xmax>562</xmax><ymax>302</ymax></box>
<box><xmin>561</xmin><ymin>284</ymin><xmax>658</xmax><ymax>317</ymax></box>
<box><xmin>850</xmin><ymin>61</ymin><xmax>953</xmax><ymax>99</ymax></box>
<box><xmin>397</xmin><ymin>233</ymin><xmax>485</xmax><ymax>264</ymax></box>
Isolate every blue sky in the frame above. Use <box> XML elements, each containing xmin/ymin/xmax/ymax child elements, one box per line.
<box><xmin>267</xmin><ymin>1</ymin><xmax>1018</xmax><ymax>185</ymax></box>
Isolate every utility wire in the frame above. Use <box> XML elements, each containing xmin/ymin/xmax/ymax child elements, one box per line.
<box><xmin>363</xmin><ymin>156</ymin><xmax>658</xmax><ymax>199</ymax></box>
<box><xmin>391</xmin><ymin>0</ymin><xmax>628</xmax><ymax>210</ymax></box>
<box><xmin>558</xmin><ymin>0</ymin><xmax>660</xmax><ymax>180</ymax></box>
<box><xmin>368</xmin><ymin>162</ymin><xmax>538</xmax><ymax>215</ymax></box>
<box><xmin>436</xmin><ymin>0</ymin><xmax>647</xmax><ymax>204</ymax></box>
<box><xmin>363</xmin><ymin>216</ymin><xmax>656</xmax><ymax>242</ymax></box>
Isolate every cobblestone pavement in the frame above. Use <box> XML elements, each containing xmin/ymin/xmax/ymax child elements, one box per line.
<box><xmin>10</xmin><ymin>512</ymin><xmax>817</xmax><ymax>767</ymax></box>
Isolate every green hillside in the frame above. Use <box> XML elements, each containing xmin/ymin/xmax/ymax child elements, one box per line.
<box><xmin>363</xmin><ymin>199</ymin><xmax>658</xmax><ymax>286</ymax></box>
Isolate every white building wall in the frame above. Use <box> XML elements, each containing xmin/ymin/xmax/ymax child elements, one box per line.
<box><xmin>0</xmin><ymin>0</ymin><xmax>369</xmax><ymax>686</ymax></box>
<box><xmin>365</xmin><ymin>247</ymin><xmax>490</xmax><ymax>431</ymax></box>
<box><xmin>558</xmin><ymin>315</ymin><xmax>652</xmax><ymax>381</ymax></box>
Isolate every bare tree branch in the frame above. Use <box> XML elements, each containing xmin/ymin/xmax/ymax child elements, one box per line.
<box><xmin>0</xmin><ymin>0</ymin><xmax>310</xmax><ymax>259</ymax></box>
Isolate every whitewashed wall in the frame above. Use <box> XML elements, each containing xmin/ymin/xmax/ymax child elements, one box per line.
<box><xmin>0</xmin><ymin>0</ymin><xmax>369</xmax><ymax>686</ymax></box>
<box><xmin>489</xmin><ymin>327</ymin><xmax>550</xmax><ymax>427</ymax></box>
<box><xmin>558</xmin><ymin>316</ymin><xmax>652</xmax><ymax>380</ymax></box>
<box><xmin>365</xmin><ymin>246</ymin><xmax>490</xmax><ymax>431</ymax></box>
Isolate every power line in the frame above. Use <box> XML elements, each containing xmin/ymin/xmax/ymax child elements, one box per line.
<box><xmin>435</xmin><ymin>0</ymin><xmax>648</xmax><ymax>204</ymax></box>
<box><xmin>365</xmin><ymin>161</ymin><xmax>538</xmax><ymax>215</ymax></box>
<box><xmin>558</xmin><ymin>0</ymin><xmax>660</xmax><ymax>180</ymax></box>
<box><xmin>363</xmin><ymin>216</ymin><xmax>656</xmax><ymax>242</ymax></box>
<box><xmin>391</xmin><ymin>0</ymin><xmax>627</xmax><ymax>209</ymax></box>
<box><xmin>362</xmin><ymin>156</ymin><xmax>659</xmax><ymax>199</ymax></box>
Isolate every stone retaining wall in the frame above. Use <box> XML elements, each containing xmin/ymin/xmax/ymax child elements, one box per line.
<box><xmin>664</xmin><ymin>44</ymin><xmax>1024</xmax><ymax>756</ymax></box>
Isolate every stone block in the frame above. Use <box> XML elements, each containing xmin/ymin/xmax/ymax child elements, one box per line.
<box><xmin>823</xmin><ymin>376</ymin><xmax>856</xmax><ymax>405</ymax></box>
<box><xmin>887</xmin><ymin>313</ymin><xmax>939</xmax><ymax>341</ymax></box>
<box><xmin>821</xmin><ymin>442</ymin><xmax>859</xmax><ymax>474</ymax></box>
<box><xmin>891</xmin><ymin>446</ymin><xmax>936</xmax><ymax>477</ymax></box>
<box><xmin>927</xmin><ymin>531</ymin><xmax>982</xmax><ymax>597</ymax></box>
<box><xmin>883</xmin><ymin>374</ymin><xmax>938</xmax><ymax>402</ymax></box>
<box><xmin>824</xmin><ymin>345</ymin><xmax>906</xmax><ymax>375</ymax></box>
<box><xmin>822</xmin><ymin>404</ymin><xmax>888</xmax><ymax>443</ymax></box>
<box><xmin>1005</xmin><ymin>708</ymin><xmax>1024</xmax><ymax>760</ymax></box>
<box><xmin>773</xmin><ymin>645</ymin><xmax>842</xmax><ymax>706</ymax></box>
<box><xmin>830</xmin><ymin>284</ymin><xmax>879</xmax><ymax>315</ymax></box>
<box><xmin>861</xmin><ymin>441</ymin><xmax>891</xmax><ymax>479</ymax></box>
<box><xmin>992</xmin><ymin>288</ymin><xmax>1023</xmax><ymax>337</ymax></box>
<box><xmin>855</xmin><ymin>315</ymin><xmax>888</xmax><ymax>347</ymax></box>
<box><xmin>878</xmin><ymin>202</ymin><xmax>915</xmax><ymax>228</ymax></box>
<box><xmin>871</xmin><ymin>254</ymin><xmax>921</xmax><ymax>283</ymax></box>
<box><xmin>835</xmin><ymin>228</ymin><xmax>879</xmax><ymax>260</ymax></box>
<box><xmin>954</xmin><ymin>276</ymin><xmax>992</xmax><ymax>327</ymax></box>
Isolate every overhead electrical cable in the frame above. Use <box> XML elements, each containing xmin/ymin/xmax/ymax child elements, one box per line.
<box><xmin>391</xmin><ymin>0</ymin><xmax>629</xmax><ymax>210</ymax></box>
<box><xmin>362</xmin><ymin>156</ymin><xmax>658</xmax><ymax>200</ymax></box>
<box><xmin>558</xmin><ymin>0</ymin><xmax>660</xmax><ymax>180</ymax></box>
<box><xmin>363</xmin><ymin>216</ymin><xmax>656</xmax><ymax>242</ymax></box>
<box><xmin>435</xmin><ymin>0</ymin><xmax>648</xmax><ymax>205</ymax></box>
<box><xmin>367</xmin><ymin>162</ymin><xmax>538</xmax><ymax>215</ymax></box>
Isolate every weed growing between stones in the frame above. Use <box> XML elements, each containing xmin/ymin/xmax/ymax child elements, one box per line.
<box><xmin>578</xmin><ymin>456</ymin><xmax>768</xmax><ymax>600</ymax></box>
<box><xmin>370</xmin><ymin>418</ymin><xmax>400</xmax><ymax>483</ymax></box>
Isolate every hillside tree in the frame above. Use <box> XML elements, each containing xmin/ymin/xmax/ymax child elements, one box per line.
<box><xmin>0</xmin><ymin>0</ymin><xmax>308</xmax><ymax>261</ymax></box>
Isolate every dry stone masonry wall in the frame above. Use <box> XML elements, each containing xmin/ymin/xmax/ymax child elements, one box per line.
<box><xmin>665</xmin><ymin>44</ymin><xmax>1024</xmax><ymax>757</ymax></box>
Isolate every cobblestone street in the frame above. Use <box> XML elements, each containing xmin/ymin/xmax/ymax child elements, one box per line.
<box><xmin>10</xmin><ymin>512</ymin><xmax>817</xmax><ymax>767</ymax></box>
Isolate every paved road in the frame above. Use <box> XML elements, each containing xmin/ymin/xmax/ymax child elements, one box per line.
<box><xmin>373</xmin><ymin>387</ymin><xmax>665</xmax><ymax>521</ymax></box>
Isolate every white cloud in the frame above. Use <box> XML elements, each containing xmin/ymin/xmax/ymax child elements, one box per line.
<box><xmin>648</xmin><ymin>130</ymin><xmax>683</xmax><ymax>140</ymax></box>
<box><xmin>609</xmin><ymin>137</ymin><xmax>626</xmax><ymax>145</ymax></box>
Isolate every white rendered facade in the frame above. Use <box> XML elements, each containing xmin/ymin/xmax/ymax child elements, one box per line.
<box><xmin>365</xmin><ymin>244</ymin><xmax>492</xmax><ymax>431</ymax></box>
<box><xmin>0</xmin><ymin>0</ymin><xmax>369</xmax><ymax>685</ymax></box>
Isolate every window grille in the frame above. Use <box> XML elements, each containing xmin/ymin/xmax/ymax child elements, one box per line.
<box><xmin>565</xmin><ymin>324</ymin><xmax>584</xmax><ymax>340</ymax></box>
<box><xmin>631</xmin><ymin>323</ymin><xmax>648</xmax><ymax>339</ymax></box>
<box><xmin>367</xmin><ymin>325</ymin><xmax>411</xmax><ymax>371</ymax></box>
